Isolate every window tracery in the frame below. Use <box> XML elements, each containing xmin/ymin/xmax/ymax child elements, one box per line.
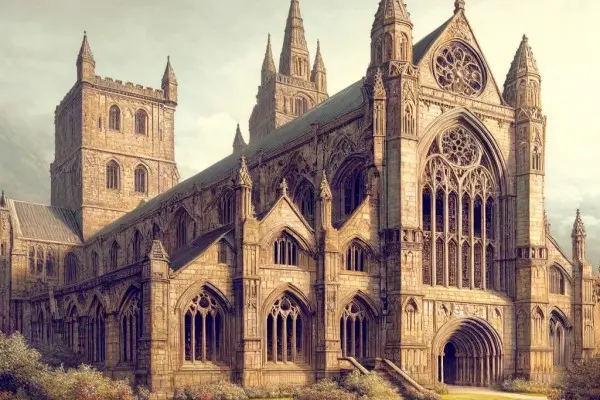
<box><xmin>109</xmin><ymin>105</ymin><xmax>121</xmax><ymax>131</ymax></box>
<box><xmin>120</xmin><ymin>292</ymin><xmax>140</xmax><ymax>363</ymax></box>
<box><xmin>87</xmin><ymin>303</ymin><xmax>106</xmax><ymax>363</ymax></box>
<box><xmin>549</xmin><ymin>314</ymin><xmax>567</xmax><ymax>367</ymax></box>
<box><xmin>345</xmin><ymin>242</ymin><xmax>367</xmax><ymax>272</ymax></box>
<box><xmin>134</xmin><ymin>109</ymin><xmax>147</xmax><ymax>135</ymax></box>
<box><xmin>549</xmin><ymin>266</ymin><xmax>565</xmax><ymax>295</ymax></box>
<box><xmin>433</xmin><ymin>41</ymin><xmax>486</xmax><ymax>97</ymax></box>
<box><xmin>106</xmin><ymin>161</ymin><xmax>120</xmax><ymax>190</ymax></box>
<box><xmin>220</xmin><ymin>191</ymin><xmax>234</xmax><ymax>225</ymax></box>
<box><xmin>422</xmin><ymin>125</ymin><xmax>498</xmax><ymax>291</ymax></box>
<box><xmin>266</xmin><ymin>295</ymin><xmax>306</xmax><ymax>364</ymax></box>
<box><xmin>134</xmin><ymin>165</ymin><xmax>147</xmax><ymax>194</ymax></box>
<box><xmin>342</xmin><ymin>167</ymin><xmax>365</xmax><ymax>217</ymax></box>
<box><xmin>340</xmin><ymin>301</ymin><xmax>371</xmax><ymax>361</ymax></box>
<box><xmin>273</xmin><ymin>233</ymin><xmax>298</xmax><ymax>266</ymax></box>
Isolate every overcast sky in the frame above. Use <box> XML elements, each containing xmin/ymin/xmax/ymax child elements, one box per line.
<box><xmin>0</xmin><ymin>0</ymin><xmax>598</xmax><ymax>266</ymax></box>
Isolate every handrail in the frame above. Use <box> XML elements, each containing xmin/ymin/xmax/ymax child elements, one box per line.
<box><xmin>338</xmin><ymin>357</ymin><xmax>370</xmax><ymax>375</ymax></box>
<box><xmin>381</xmin><ymin>358</ymin><xmax>429</xmax><ymax>395</ymax></box>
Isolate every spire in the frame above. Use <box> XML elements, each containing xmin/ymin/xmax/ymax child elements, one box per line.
<box><xmin>77</xmin><ymin>31</ymin><xmax>95</xmax><ymax>63</ymax></box>
<box><xmin>454</xmin><ymin>0</ymin><xmax>465</xmax><ymax>14</ymax></box>
<box><xmin>372</xmin><ymin>0</ymin><xmax>411</xmax><ymax>31</ymax></box>
<box><xmin>162</xmin><ymin>56</ymin><xmax>178</xmax><ymax>104</ymax></box>
<box><xmin>506</xmin><ymin>34</ymin><xmax>540</xmax><ymax>81</ymax></box>
<box><xmin>232</xmin><ymin>123</ymin><xmax>248</xmax><ymax>155</ymax></box>
<box><xmin>76</xmin><ymin>31</ymin><xmax>95</xmax><ymax>82</ymax></box>
<box><xmin>310</xmin><ymin>40</ymin><xmax>327</xmax><ymax>93</ymax></box>
<box><xmin>236</xmin><ymin>156</ymin><xmax>253</xmax><ymax>188</ymax></box>
<box><xmin>0</xmin><ymin>190</ymin><xmax>5</xmax><ymax>208</ymax></box>
<box><xmin>572</xmin><ymin>209</ymin><xmax>586</xmax><ymax>238</ymax></box>
<box><xmin>262</xmin><ymin>33</ymin><xmax>277</xmax><ymax>77</ymax></box>
<box><xmin>162</xmin><ymin>56</ymin><xmax>178</xmax><ymax>85</ymax></box>
<box><xmin>279</xmin><ymin>0</ymin><xmax>310</xmax><ymax>79</ymax></box>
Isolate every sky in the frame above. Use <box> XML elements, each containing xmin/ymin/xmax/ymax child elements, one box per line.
<box><xmin>0</xmin><ymin>0</ymin><xmax>598</xmax><ymax>266</ymax></box>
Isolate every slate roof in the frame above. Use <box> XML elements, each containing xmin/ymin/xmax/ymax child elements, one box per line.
<box><xmin>8</xmin><ymin>200</ymin><xmax>82</xmax><ymax>244</ymax></box>
<box><xmin>170</xmin><ymin>224</ymin><xmax>233</xmax><ymax>270</ymax></box>
<box><xmin>91</xmin><ymin>78</ymin><xmax>367</xmax><ymax>240</ymax></box>
<box><xmin>413</xmin><ymin>17</ymin><xmax>453</xmax><ymax>64</ymax></box>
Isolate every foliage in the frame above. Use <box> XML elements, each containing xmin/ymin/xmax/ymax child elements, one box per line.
<box><xmin>33</xmin><ymin>341</ymin><xmax>86</xmax><ymax>369</ymax></box>
<box><xmin>293</xmin><ymin>379</ymin><xmax>354</xmax><ymax>400</ymax></box>
<box><xmin>402</xmin><ymin>387</ymin><xmax>441</xmax><ymax>400</ymax></box>
<box><xmin>340</xmin><ymin>371</ymin><xmax>401</xmax><ymax>400</ymax></box>
<box><xmin>560</xmin><ymin>357</ymin><xmax>600</xmax><ymax>400</ymax></box>
<box><xmin>0</xmin><ymin>332</ymin><xmax>137</xmax><ymax>400</ymax></box>
<box><xmin>173</xmin><ymin>381</ymin><xmax>248</xmax><ymax>400</ymax></box>
<box><xmin>500</xmin><ymin>378</ymin><xmax>554</xmax><ymax>395</ymax></box>
<box><xmin>432</xmin><ymin>382</ymin><xmax>449</xmax><ymax>395</ymax></box>
<box><xmin>244</xmin><ymin>385</ymin><xmax>299</xmax><ymax>398</ymax></box>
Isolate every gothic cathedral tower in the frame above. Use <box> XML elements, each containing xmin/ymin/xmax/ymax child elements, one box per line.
<box><xmin>503</xmin><ymin>35</ymin><xmax>550</xmax><ymax>381</ymax></box>
<box><xmin>248</xmin><ymin>0</ymin><xmax>329</xmax><ymax>143</ymax></box>
<box><xmin>51</xmin><ymin>33</ymin><xmax>180</xmax><ymax>240</ymax></box>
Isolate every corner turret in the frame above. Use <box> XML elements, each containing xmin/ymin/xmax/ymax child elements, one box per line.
<box><xmin>572</xmin><ymin>209</ymin><xmax>587</xmax><ymax>263</ymax></box>
<box><xmin>76</xmin><ymin>31</ymin><xmax>95</xmax><ymax>82</ymax></box>
<box><xmin>371</xmin><ymin>0</ymin><xmax>413</xmax><ymax>67</ymax></box>
<box><xmin>161</xmin><ymin>56</ymin><xmax>178</xmax><ymax>105</ymax></box>
<box><xmin>261</xmin><ymin>34</ymin><xmax>277</xmax><ymax>85</ymax></box>
<box><xmin>310</xmin><ymin>40</ymin><xmax>327</xmax><ymax>94</ymax></box>
<box><xmin>503</xmin><ymin>35</ymin><xmax>541</xmax><ymax>108</ymax></box>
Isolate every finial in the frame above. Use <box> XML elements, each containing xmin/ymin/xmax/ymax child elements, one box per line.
<box><xmin>236</xmin><ymin>156</ymin><xmax>253</xmax><ymax>187</ymax></box>
<box><xmin>167</xmin><ymin>55</ymin><xmax>170</xmax><ymax>62</ymax></box>
<box><xmin>319</xmin><ymin>171</ymin><xmax>332</xmax><ymax>200</ymax></box>
<box><xmin>522</xmin><ymin>34</ymin><xmax>528</xmax><ymax>41</ymax></box>
<box><xmin>454</xmin><ymin>0</ymin><xmax>465</xmax><ymax>14</ymax></box>
<box><xmin>84</xmin><ymin>30</ymin><xmax>87</xmax><ymax>36</ymax></box>
<box><xmin>572</xmin><ymin>208</ymin><xmax>586</xmax><ymax>237</ymax></box>
<box><xmin>279</xmin><ymin>178</ymin><xmax>289</xmax><ymax>197</ymax></box>
<box><xmin>0</xmin><ymin>190</ymin><xmax>6</xmax><ymax>208</ymax></box>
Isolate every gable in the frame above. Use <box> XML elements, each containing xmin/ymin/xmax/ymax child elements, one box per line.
<box><xmin>259</xmin><ymin>196</ymin><xmax>314</xmax><ymax>251</ymax></box>
<box><xmin>415</xmin><ymin>12</ymin><xmax>504</xmax><ymax>105</ymax></box>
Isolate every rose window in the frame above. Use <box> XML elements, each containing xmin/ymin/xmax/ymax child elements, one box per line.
<box><xmin>440</xmin><ymin>127</ymin><xmax>480</xmax><ymax>167</ymax></box>
<box><xmin>433</xmin><ymin>41</ymin><xmax>486</xmax><ymax>97</ymax></box>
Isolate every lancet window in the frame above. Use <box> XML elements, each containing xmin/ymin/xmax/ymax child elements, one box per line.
<box><xmin>109</xmin><ymin>241</ymin><xmax>120</xmax><ymax>270</ymax></box>
<box><xmin>421</xmin><ymin>126</ymin><xmax>498</xmax><ymax>291</ymax></box>
<box><xmin>64</xmin><ymin>307</ymin><xmax>79</xmax><ymax>352</ymax></box>
<box><xmin>120</xmin><ymin>292</ymin><xmax>140</xmax><ymax>363</ymax></box>
<box><xmin>342</xmin><ymin>167</ymin><xmax>365</xmax><ymax>217</ymax></box>
<box><xmin>273</xmin><ymin>233</ymin><xmax>299</xmax><ymax>266</ymax></box>
<box><xmin>549</xmin><ymin>266</ymin><xmax>565</xmax><ymax>295</ymax></box>
<box><xmin>132</xmin><ymin>230</ymin><xmax>143</xmax><ymax>263</ymax></box>
<box><xmin>184</xmin><ymin>290</ymin><xmax>225</xmax><ymax>363</ymax></box>
<box><xmin>266</xmin><ymin>295</ymin><xmax>307</xmax><ymax>364</ymax></box>
<box><xmin>135</xmin><ymin>109</ymin><xmax>147</xmax><ymax>135</ymax></box>
<box><xmin>87</xmin><ymin>303</ymin><xmax>106</xmax><ymax>363</ymax></box>
<box><xmin>296</xmin><ymin>184</ymin><xmax>314</xmax><ymax>226</ymax></box>
<box><xmin>340</xmin><ymin>301</ymin><xmax>373</xmax><ymax>361</ymax></box>
<box><xmin>345</xmin><ymin>242</ymin><xmax>367</xmax><ymax>272</ymax></box>
<box><xmin>64</xmin><ymin>253</ymin><xmax>79</xmax><ymax>284</ymax></box>
<box><xmin>549</xmin><ymin>313</ymin><xmax>567</xmax><ymax>368</ymax></box>
<box><xmin>220</xmin><ymin>191</ymin><xmax>234</xmax><ymax>225</ymax></box>
<box><xmin>109</xmin><ymin>105</ymin><xmax>121</xmax><ymax>131</ymax></box>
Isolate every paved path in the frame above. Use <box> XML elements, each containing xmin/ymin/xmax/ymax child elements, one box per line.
<box><xmin>447</xmin><ymin>386</ymin><xmax>548</xmax><ymax>399</ymax></box>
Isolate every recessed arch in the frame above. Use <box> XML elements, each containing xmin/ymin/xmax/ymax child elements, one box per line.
<box><xmin>261</xmin><ymin>225</ymin><xmax>314</xmax><ymax>256</ymax></box>
<box><xmin>175</xmin><ymin>280</ymin><xmax>233</xmax><ymax>313</ymax></box>
<box><xmin>261</xmin><ymin>283</ymin><xmax>314</xmax><ymax>318</ymax></box>
<box><xmin>418</xmin><ymin>108</ymin><xmax>508</xmax><ymax>194</ymax></box>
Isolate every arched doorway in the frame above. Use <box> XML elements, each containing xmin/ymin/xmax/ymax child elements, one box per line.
<box><xmin>433</xmin><ymin>317</ymin><xmax>503</xmax><ymax>387</ymax></box>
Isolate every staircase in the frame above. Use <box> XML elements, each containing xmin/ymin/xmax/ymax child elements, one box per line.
<box><xmin>372</xmin><ymin>368</ymin><xmax>405</xmax><ymax>399</ymax></box>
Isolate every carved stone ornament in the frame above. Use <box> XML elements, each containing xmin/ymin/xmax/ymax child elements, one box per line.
<box><xmin>440</xmin><ymin>126</ymin><xmax>480</xmax><ymax>167</ymax></box>
<box><xmin>433</xmin><ymin>41</ymin><xmax>486</xmax><ymax>97</ymax></box>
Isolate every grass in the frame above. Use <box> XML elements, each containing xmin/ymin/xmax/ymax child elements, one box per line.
<box><xmin>442</xmin><ymin>395</ymin><xmax>538</xmax><ymax>400</ymax></box>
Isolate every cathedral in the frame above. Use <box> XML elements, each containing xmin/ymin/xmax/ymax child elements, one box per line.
<box><xmin>0</xmin><ymin>0</ymin><xmax>599</xmax><ymax>397</ymax></box>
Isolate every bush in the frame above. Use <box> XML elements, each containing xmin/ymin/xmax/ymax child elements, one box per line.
<box><xmin>294</xmin><ymin>379</ymin><xmax>354</xmax><ymax>400</ymax></box>
<box><xmin>173</xmin><ymin>381</ymin><xmax>248</xmax><ymax>400</ymax></box>
<box><xmin>500</xmin><ymin>378</ymin><xmax>553</xmax><ymax>395</ymax></box>
<box><xmin>561</xmin><ymin>357</ymin><xmax>600</xmax><ymax>400</ymax></box>
<box><xmin>0</xmin><ymin>332</ymin><xmax>137</xmax><ymax>400</ymax></box>
<box><xmin>33</xmin><ymin>342</ymin><xmax>86</xmax><ymax>369</ymax></box>
<box><xmin>340</xmin><ymin>371</ymin><xmax>401</xmax><ymax>400</ymax></box>
<box><xmin>431</xmin><ymin>382</ymin><xmax>448</xmax><ymax>395</ymax></box>
<box><xmin>245</xmin><ymin>385</ymin><xmax>299</xmax><ymax>398</ymax></box>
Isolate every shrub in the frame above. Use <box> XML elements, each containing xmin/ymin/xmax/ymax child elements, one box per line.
<box><xmin>500</xmin><ymin>378</ymin><xmax>553</xmax><ymax>394</ymax></box>
<box><xmin>561</xmin><ymin>357</ymin><xmax>600</xmax><ymax>400</ymax></box>
<box><xmin>173</xmin><ymin>381</ymin><xmax>248</xmax><ymax>400</ymax></box>
<box><xmin>294</xmin><ymin>379</ymin><xmax>354</xmax><ymax>400</ymax></box>
<box><xmin>33</xmin><ymin>342</ymin><xmax>86</xmax><ymax>369</ymax></box>
<box><xmin>340</xmin><ymin>371</ymin><xmax>401</xmax><ymax>400</ymax></box>
<box><xmin>245</xmin><ymin>384</ymin><xmax>299</xmax><ymax>398</ymax></box>
<box><xmin>431</xmin><ymin>382</ymin><xmax>448</xmax><ymax>395</ymax></box>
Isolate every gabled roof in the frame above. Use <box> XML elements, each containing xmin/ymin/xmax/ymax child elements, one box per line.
<box><xmin>413</xmin><ymin>17</ymin><xmax>453</xmax><ymax>64</ymax></box>
<box><xmin>170</xmin><ymin>224</ymin><xmax>233</xmax><ymax>270</ymax></box>
<box><xmin>8</xmin><ymin>200</ymin><xmax>82</xmax><ymax>244</ymax></box>
<box><xmin>90</xmin><ymin>78</ymin><xmax>366</xmax><ymax>241</ymax></box>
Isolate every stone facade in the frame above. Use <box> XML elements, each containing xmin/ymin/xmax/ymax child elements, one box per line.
<box><xmin>0</xmin><ymin>0</ymin><xmax>599</xmax><ymax>398</ymax></box>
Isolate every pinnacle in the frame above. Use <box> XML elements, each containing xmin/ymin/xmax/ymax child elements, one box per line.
<box><xmin>77</xmin><ymin>30</ymin><xmax>95</xmax><ymax>63</ymax></box>
<box><xmin>312</xmin><ymin>39</ymin><xmax>325</xmax><ymax>71</ymax></box>
<box><xmin>319</xmin><ymin>171</ymin><xmax>332</xmax><ymax>200</ymax></box>
<box><xmin>572</xmin><ymin>208</ymin><xmax>586</xmax><ymax>237</ymax></box>
<box><xmin>237</xmin><ymin>156</ymin><xmax>253</xmax><ymax>187</ymax></box>
<box><xmin>233</xmin><ymin>123</ymin><xmax>247</xmax><ymax>150</ymax></box>
<box><xmin>162</xmin><ymin>55</ymin><xmax>177</xmax><ymax>85</ymax></box>
<box><xmin>506</xmin><ymin>33</ymin><xmax>539</xmax><ymax>80</ymax></box>
<box><xmin>279</xmin><ymin>0</ymin><xmax>309</xmax><ymax>75</ymax></box>
<box><xmin>0</xmin><ymin>190</ymin><xmax>5</xmax><ymax>208</ymax></box>
<box><xmin>262</xmin><ymin>33</ymin><xmax>276</xmax><ymax>74</ymax></box>
<box><xmin>454</xmin><ymin>0</ymin><xmax>465</xmax><ymax>14</ymax></box>
<box><xmin>373</xmin><ymin>0</ymin><xmax>411</xmax><ymax>30</ymax></box>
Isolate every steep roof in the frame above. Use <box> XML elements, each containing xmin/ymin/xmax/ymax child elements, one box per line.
<box><xmin>8</xmin><ymin>200</ymin><xmax>82</xmax><ymax>244</ymax></box>
<box><xmin>170</xmin><ymin>224</ymin><xmax>233</xmax><ymax>270</ymax></box>
<box><xmin>91</xmin><ymin>78</ymin><xmax>366</xmax><ymax>240</ymax></box>
<box><xmin>412</xmin><ymin>16</ymin><xmax>453</xmax><ymax>64</ymax></box>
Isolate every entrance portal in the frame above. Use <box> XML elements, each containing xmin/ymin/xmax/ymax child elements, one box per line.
<box><xmin>433</xmin><ymin>317</ymin><xmax>503</xmax><ymax>387</ymax></box>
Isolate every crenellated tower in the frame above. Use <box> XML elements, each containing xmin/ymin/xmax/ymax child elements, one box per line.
<box><xmin>248</xmin><ymin>0</ymin><xmax>328</xmax><ymax>143</ymax></box>
<box><xmin>571</xmin><ymin>210</ymin><xmax>595</xmax><ymax>361</ymax></box>
<box><xmin>51</xmin><ymin>33</ymin><xmax>179</xmax><ymax>239</ymax></box>
<box><xmin>504</xmin><ymin>34</ymin><xmax>551</xmax><ymax>380</ymax></box>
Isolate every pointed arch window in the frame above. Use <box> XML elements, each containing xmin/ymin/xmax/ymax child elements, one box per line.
<box><xmin>266</xmin><ymin>295</ymin><xmax>307</xmax><ymax>364</ymax></box>
<box><xmin>486</xmin><ymin>245</ymin><xmax>494</xmax><ymax>289</ymax></box>
<box><xmin>296</xmin><ymin>184</ymin><xmax>314</xmax><ymax>225</ymax></box>
<box><xmin>342</xmin><ymin>167</ymin><xmax>365</xmax><ymax>217</ymax></box>
<box><xmin>132</xmin><ymin>230</ymin><xmax>143</xmax><ymax>263</ymax></box>
<box><xmin>273</xmin><ymin>233</ymin><xmax>298</xmax><ymax>266</ymax></box>
<box><xmin>65</xmin><ymin>307</ymin><xmax>79</xmax><ymax>352</ymax></box>
<box><xmin>64</xmin><ymin>253</ymin><xmax>79</xmax><ymax>284</ymax></box>
<box><xmin>35</xmin><ymin>246</ymin><xmax>44</xmax><ymax>275</ymax></box>
<box><xmin>218</xmin><ymin>240</ymin><xmax>233</xmax><ymax>265</ymax></box>
<box><xmin>109</xmin><ymin>105</ymin><xmax>121</xmax><ymax>131</ymax></box>
<box><xmin>120</xmin><ymin>292</ymin><xmax>140</xmax><ymax>363</ymax></box>
<box><xmin>176</xmin><ymin>210</ymin><xmax>189</xmax><ymax>250</ymax></box>
<box><xmin>46</xmin><ymin>249</ymin><xmax>55</xmax><ymax>277</ymax></box>
<box><xmin>404</xmin><ymin>103</ymin><xmax>415</xmax><ymax>136</ymax></box>
<box><xmin>448</xmin><ymin>240</ymin><xmax>458</xmax><ymax>287</ymax></box>
<box><xmin>91</xmin><ymin>251</ymin><xmax>99</xmax><ymax>277</ymax></box>
<box><xmin>87</xmin><ymin>303</ymin><xmax>106</xmax><ymax>363</ymax></box>
<box><xmin>340</xmin><ymin>301</ymin><xmax>372</xmax><ymax>361</ymax></box>
<box><xmin>184</xmin><ymin>290</ymin><xmax>225</xmax><ymax>363</ymax></box>
<box><xmin>532</xmin><ymin>146</ymin><xmax>542</xmax><ymax>171</ymax></box>
<box><xmin>220</xmin><ymin>191</ymin><xmax>234</xmax><ymax>225</ymax></box>
<box><xmin>109</xmin><ymin>241</ymin><xmax>120</xmax><ymax>270</ymax></box>
<box><xmin>400</xmin><ymin>33</ymin><xmax>409</xmax><ymax>61</ymax></box>
<box><xmin>106</xmin><ymin>161</ymin><xmax>120</xmax><ymax>190</ymax></box>
<box><xmin>550</xmin><ymin>313</ymin><xmax>567</xmax><ymax>367</ymax></box>
<box><xmin>345</xmin><ymin>242</ymin><xmax>367</xmax><ymax>272</ymax></box>
<box><xmin>134</xmin><ymin>165</ymin><xmax>147</xmax><ymax>193</ymax></box>
<box><xmin>294</xmin><ymin>97</ymin><xmax>308</xmax><ymax>116</ymax></box>
<box><xmin>549</xmin><ymin>266</ymin><xmax>565</xmax><ymax>295</ymax></box>
<box><xmin>135</xmin><ymin>109</ymin><xmax>148</xmax><ymax>135</ymax></box>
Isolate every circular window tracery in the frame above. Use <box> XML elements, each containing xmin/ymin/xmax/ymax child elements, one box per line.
<box><xmin>439</xmin><ymin>126</ymin><xmax>480</xmax><ymax>167</ymax></box>
<box><xmin>433</xmin><ymin>41</ymin><xmax>486</xmax><ymax>97</ymax></box>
